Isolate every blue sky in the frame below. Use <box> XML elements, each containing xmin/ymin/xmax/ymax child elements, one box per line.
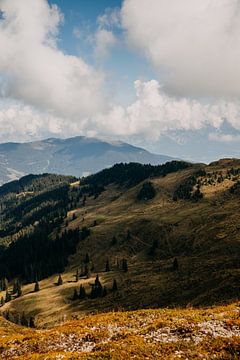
<box><xmin>0</xmin><ymin>0</ymin><xmax>240</xmax><ymax>162</ymax></box>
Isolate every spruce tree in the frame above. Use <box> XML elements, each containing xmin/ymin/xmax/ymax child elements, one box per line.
<box><xmin>34</xmin><ymin>281</ymin><xmax>40</xmax><ymax>292</ymax></box>
<box><xmin>5</xmin><ymin>291</ymin><xmax>11</xmax><ymax>303</ymax></box>
<box><xmin>173</xmin><ymin>258</ymin><xmax>179</xmax><ymax>271</ymax></box>
<box><xmin>0</xmin><ymin>296</ymin><xmax>5</xmax><ymax>307</ymax></box>
<box><xmin>85</xmin><ymin>253</ymin><xmax>90</xmax><ymax>264</ymax></box>
<box><xmin>16</xmin><ymin>282</ymin><xmax>22</xmax><ymax>297</ymax></box>
<box><xmin>102</xmin><ymin>286</ymin><xmax>107</xmax><ymax>297</ymax></box>
<box><xmin>57</xmin><ymin>274</ymin><xmax>63</xmax><ymax>286</ymax></box>
<box><xmin>79</xmin><ymin>284</ymin><xmax>86</xmax><ymax>299</ymax></box>
<box><xmin>112</xmin><ymin>279</ymin><xmax>118</xmax><ymax>292</ymax></box>
<box><xmin>105</xmin><ymin>258</ymin><xmax>110</xmax><ymax>272</ymax></box>
<box><xmin>75</xmin><ymin>269</ymin><xmax>79</xmax><ymax>282</ymax></box>
<box><xmin>122</xmin><ymin>258</ymin><xmax>128</xmax><ymax>272</ymax></box>
<box><xmin>29</xmin><ymin>317</ymin><xmax>35</xmax><ymax>328</ymax></box>
<box><xmin>72</xmin><ymin>288</ymin><xmax>78</xmax><ymax>300</ymax></box>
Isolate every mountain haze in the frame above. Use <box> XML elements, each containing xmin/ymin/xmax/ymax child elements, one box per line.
<box><xmin>0</xmin><ymin>137</ymin><xmax>175</xmax><ymax>185</ymax></box>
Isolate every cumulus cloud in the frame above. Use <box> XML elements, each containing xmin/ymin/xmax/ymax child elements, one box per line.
<box><xmin>0</xmin><ymin>0</ymin><xmax>105</xmax><ymax>119</ymax></box>
<box><xmin>92</xmin><ymin>80</ymin><xmax>240</xmax><ymax>140</ymax></box>
<box><xmin>94</xmin><ymin>8</ymin><xmax>119</xmax><ymax>60</ymax></box>
<box><xmin>122</xmin><ymin>0</ymin><xmax>240</xmax><ymax>98</ymax></box>
<box><xmin>94</xmin><ymin>29</ymin><xmax>117</xmax><ymax>60</ymax></box>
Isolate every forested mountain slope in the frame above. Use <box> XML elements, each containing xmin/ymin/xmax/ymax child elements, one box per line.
<box><xmin>0</xmin><ymin>159</ymin><xmax>239</xmax><ymax>328</ymax></box>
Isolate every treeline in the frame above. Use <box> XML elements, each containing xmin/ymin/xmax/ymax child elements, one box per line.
<box><xmin>0</xmin><ymin>173</ymin><xmax>76</xmax><ymax>198</ymax></box>
<box><xmin>82</xmin><ymin>161</ymin><xmax>192</xmax><ymax>189</ymax></box>
<box><xmin>173</xmin><ymin>169</ymin><xmax>206</xmax><ymax>201</ymax></box>
<box><xmin>0</xmin><ymin>223</ymin><xmax>90</xmax><ymax>282</ymax></box>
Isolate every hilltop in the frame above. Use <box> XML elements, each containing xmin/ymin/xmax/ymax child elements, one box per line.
<box><xmin>0</xmin><ymin>159</ymin><xmax>239</xmax><ymax>329</ymax></box>
<box><xmin>0</xmin><ymin>136</ymin><xmax>175</xmax><ymax>185</ymax></box>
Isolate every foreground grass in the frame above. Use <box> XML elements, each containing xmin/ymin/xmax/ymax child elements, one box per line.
<box><xmin>0</xmin><ymin>302</ymin><xmax>240</xmax><ymax>359</ymax></box>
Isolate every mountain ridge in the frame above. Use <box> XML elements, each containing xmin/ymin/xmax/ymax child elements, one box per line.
<box><xmin>0</xmin><ymin>136</ymin><xmax>176</xmax><ymax>185</ymax></box>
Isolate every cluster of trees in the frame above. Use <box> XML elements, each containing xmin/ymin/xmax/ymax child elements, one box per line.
<box><xmin>2</xmin><ymin>310</ymin><xmax>35</xmax><ymax>328</ymax></box>
<box><xmin>173</xmin><ymin>170</ymin><xmax>206</xmax><ymax>201</ymax></box>
<box><xmin>0</xmin><ymin>225</ymin><xmax>90</xmax><ymax>282</ymax></box>
<box><xmin>137</xmin><ymin>181</ymin><xmax>156</xmax><ymax>201</ymax></box>
<box><xmin>72</xmin><ymin>276</ymin><xmax>118</xmax><ymax>301</ymax></box>
<box><xmin>82</xmin><ymin>161</ymin><xmax>192</xmax><ymax>190</ymax></box>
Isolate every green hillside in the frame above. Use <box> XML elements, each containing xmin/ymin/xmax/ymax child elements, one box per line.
<box><xmin>0</xmin><ymin>159</ymin><xmax>239</xmax><ymax>328</ymax></box>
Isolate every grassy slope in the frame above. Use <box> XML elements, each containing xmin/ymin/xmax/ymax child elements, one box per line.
<box><xmin>0</xmin><ymin>160</ymin><xmax>239</xmax><ymax>328</ymax></box>
<box><xmin>0</xmin><ymin>302</ymin><xmax>240</xmax><ymax>359</ymax></box>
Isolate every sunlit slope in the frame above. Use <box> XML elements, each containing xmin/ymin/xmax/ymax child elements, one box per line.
<box><xmin>0</xmin><ymin>159</ymin><xmax>239</xmax><ymax>327</ymax></box>
<box><xmin>0</xmin><ymin>302</ymin><xmax>240</xmax><ymax>359</ymax></box>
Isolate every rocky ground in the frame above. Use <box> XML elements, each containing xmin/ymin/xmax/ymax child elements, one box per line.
<box><xmin>0</xmin><ymin>302</ymin><xmax>240</xmax><ymax>359</ymax></box>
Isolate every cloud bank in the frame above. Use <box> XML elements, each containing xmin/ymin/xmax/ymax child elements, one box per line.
<box><xmin>122</xmin><ymin>0</ymin><xmax>240</xmax><ymax>98</ymax></box>
<box><xmin>0</xmin><ymin>0</ymin><xmax>240</xmax><ymax>150</ymax></box>
<box><xmin>0</xmin><ymin>0</ymin><xmax>105</xmax><ymax>120</ymax></box>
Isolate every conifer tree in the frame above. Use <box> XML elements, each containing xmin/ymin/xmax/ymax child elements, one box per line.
<box><xmin>0</xmin><ymin>296</ymin><xmax>5</xmax><ymax>307</ymax></box>
<box><xmin>85</xmin><ymin>253</ymin><xmax>90</xmax><ymax>264</ymax></box>
<box><xmin>173</xmin><ymin>258</ymin><xmax>179</xmax><ymax>271</ymax></box>
<box><xmin>34</xmin><ymin>280</ymin><xmax>40</xmax><ymax>292</ymax></box>
<box><xmin>105</xmin><ymin>258</ymin><xmax>110</xmax><ymax>272</ymax></box>
<box><xmin>21</xmin><ymin>312</ymin><xmax>29</xmax><ymax>327</ymax></box>
<box><xmin>102</xmin><ymin>286</ymin><xmax>107</xmax><ymax>297</ymax></box>
<box><xmin>122</xmin><ymin>258</ymin><xmax>128</xmax><ymax>272</ymax></box>
<box><xmin>72</xmin><ymin>288</ymin><xmax>78</xmax><ymax>300</ymax></box>
<box><xmin>57</xmin><ymin>274</ymin><xmax>63</xmax><ymax>286</ymax></box>
<box><xmin>75</xmin><ymin>269</ymin><xmax>79</xmax><ymax>282</ymax></box>
<box><xmin>16</xmin><ymin>282</ymin><xmax>22</xmax><ymax>297</ymax></box>
<box><xmin>79</xmin><ymin>284</ymin><xmax>86</xmax><ymax>299</ymax></box>
<box><xmin>112</xmin><ymin>279</ymin><xmax>118</xmax><ymax>292</ymax></box>
<box><xmin>29</xmin><ymin>317</ymin><xmax>35</xmax><ymax>328</ymax></box>
<box><xmin>5</xmin><ymin>291</ymin><xmax>11</xmax><ymax>303</ymax></box>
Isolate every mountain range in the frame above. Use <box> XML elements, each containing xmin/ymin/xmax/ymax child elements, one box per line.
<box><xmin>0</xmin><ymin>136</ymin><xmax>175</xmax><ymax>185</ymax></box>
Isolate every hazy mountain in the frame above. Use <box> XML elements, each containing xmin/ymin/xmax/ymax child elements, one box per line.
<box><xmin>0</xmin><ymin>136</ymin><xmax>175</xmax><ymax>185</ymax></box>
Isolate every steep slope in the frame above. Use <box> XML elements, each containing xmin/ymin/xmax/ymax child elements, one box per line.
<box><xmin>0</xmin><ymin>159</ymin><xmax>240</xmax><ymax>328</ymax></box>
<box><xmin>0</xmin><ymin>136</ymin><xmax>175</xmax><ymax>185</ymax></box>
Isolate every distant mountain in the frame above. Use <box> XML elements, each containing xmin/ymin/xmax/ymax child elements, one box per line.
<box><xmin>0</xmin><ymin>136</ymin><xmax>175</xmax><ymax>185</ymax></box>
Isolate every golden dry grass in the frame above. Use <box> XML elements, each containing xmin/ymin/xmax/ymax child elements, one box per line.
<box><xmin>0</xmin><ymin>302</ymin><xmax>240</xmax><ymax>359</ymax></box>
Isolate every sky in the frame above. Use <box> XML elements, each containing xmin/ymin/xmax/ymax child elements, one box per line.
<box><xmin>0</xmin><ymin>0</ymin><xmax>240</xmax><ymax>162</ymax></box>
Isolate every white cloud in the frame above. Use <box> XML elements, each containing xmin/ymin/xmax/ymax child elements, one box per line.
<box><xmin>209</xmin><ymin>133</ymin><xmax>240</xmax><ymax>143</ymax></box>
<box><xmin>0</xmin><ymin>0</ymin><xmax>105</xmax><ymax>120</ymax></box>
<box><xmin>97</xmin><ymin>7</ymin><xmax>121</xmax><ymax>29</ymax></box>
<box><xmin>94</xmin><ymin>28</ymin><xmax>117</xmax><ymax>59</ymax></box>
<box><xmin>122</xmin><ymin>0</ymin><xmax>240</xmax><ymax>98</ymax></box>
<box><xmin>93</xmin><ymin>80</ymin><xmax>240</xmax><ymax>140</ymax></box>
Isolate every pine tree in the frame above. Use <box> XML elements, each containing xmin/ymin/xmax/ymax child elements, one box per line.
<box><xmin>102</xmin><ymin>286</ymin><xmax>107</xmax><ymax>297</ymax></box>
<box><xmin>111</xmin><ymin>236</ymin><xmax>117</xmax><ymax>246</ymax></box>
<box><xmin>57</xmin><ymin>274</ymin><xmax>63</xmax><ymax>286</ymax></box>
<box><xmin>0</xmin><ymin>296</ymin><xmax>5</xmax><ymax>307</ymax></box>
<box><xmin>5</xmin><ymin>291</ymin><xmax>11</xmax><ymax>303</ymax></box>
<box><xmin>122</xmin><ymin>258</ymin><xmax>128</xmax><ymax>272</ymax></box>
<box><xmin>112</xmin><ymin>279</ymin><xmax>118</xmax><ymax>292</ymax></box>
<box><xmin>21</xmin><ymin>312</ymin><xmax>29</xmax><ymax>327</ymax></box>
<box><xmin>12</xmin><ymin>280</ymin><xmax>18</xmax><ymax>295</ymax></box>
<box><xmin>173</xmin><ymin>258</ymin><xmax>179</xmax><ymax>271</ymax></box>
<box><xmin>84</xmin><ymin>264</ymin><xmax>90</xmax><ymax>279</ymax></box>
<box><xmin>3</xmin><ymin>278</ymin><xmax>8</xmax><ymax>291</ymax></box>
<box><xmin>75</xmin><ymin>269</ymin><xmax>79</xmax><ymax>282</ymax></box>
<box><xmin>85</xmin><ymin>253</ymin><xmax>90</xmax><ymax>264</ymax></box>
<box><xmin>16</xmin><ymin>282</ymin><xmax>22</xmax><ymax>297</ymax></box>
<box><xmin>34</xmin><ymin>280</ymin><xmax>40</xmax><ymax>292</ymax></box>
<box><xmin>105</xmin><ymin>258</ymin><xmax>110</xmax><ymax>272</ymax></box>
<box><xmin>29</xmin><ymin>317</ymin><xmax>35</xmax><ymax>328</ymax></box>
<box><xmin>79</xmin><ymin>284</ymin><xmax>86</xmax><ymax>299</ymax></box>
<box><xmin>72</xmin><ymin>288</ymin><xmax>78</xmax><ymax>300</ymax></box>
